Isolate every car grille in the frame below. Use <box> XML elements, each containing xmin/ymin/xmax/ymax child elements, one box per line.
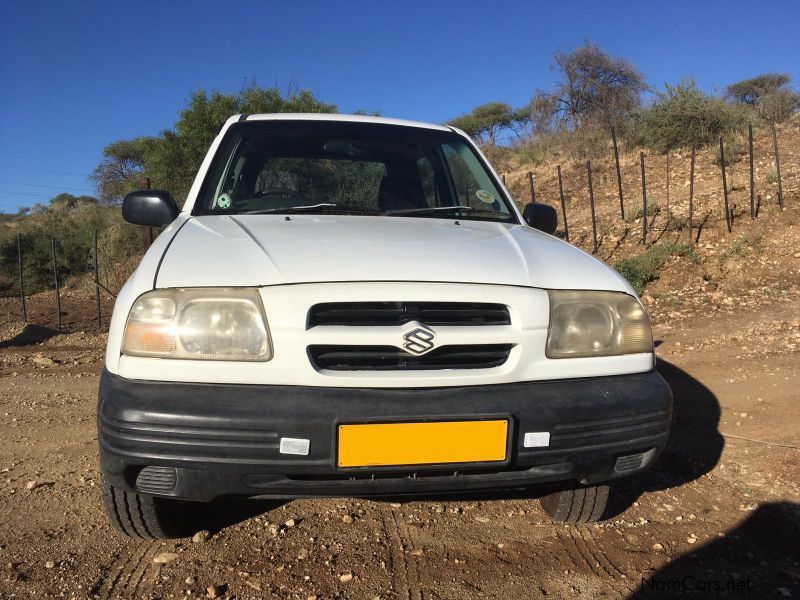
<box><xmin>307</xmin><ymin>301</ymin><xmax>510</xmax><ymax>328</ymax></box>
<box><xmin>309</xmin><ymin>344</ymin><xmax>514</xmax><ymax>371</ymax></box>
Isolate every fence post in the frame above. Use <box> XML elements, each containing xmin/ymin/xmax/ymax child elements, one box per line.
<box><xmin>141</xmin><ymin>176</ymin><xmax>154</xmax><ymax>250</ymax></box>
<box><xmin>528</xmin><ymin>171</ymin><xmax>536</xmax><ymax>203</ymax></box>
<box><xmin>640</xmin><ymin>152</ymin><xmax>647</xmax><ymax>244</ymax></box>
<box><xmin>51</xmin><ymin>237</ymin><xmax>62</xmax><ymax>330</ymax></box>
<box><xmin>666</xmin><ymin>153</ymin><xmax>671</xmax><ymax>218</ymax></box>
<box><xmin>557</xmin><ymin>165</ymin><xmax>569</xmax><ymax>242</ymax></box>
<box><xmin>720</xmin><ymin>138</ymin><xmax>732</xmax><ymax>233</ymax></box>
<box><xmin>748</xmin><ymin>124</ymin><xmax>755</xmax><ymax>219</ymax></box>
<box><xmin>770</xmin><ymin>122</ymin><xmax>784</xmax><ymax>210</ymax></box>
<box><xmin>94</xmin><ymin>228</ymin><xmax>102</xmax><ymax>329</ymax></box>
<box><xmin>17</xmin><ymin>235</ymin><xmax>27</xmax><ymax>323</ymax></box>
<box><xmin>611</xmin><ymin>126</ymin><xmax>625</xmax><ymax>219</ymax></box>
<box><xmin>688</xmin><ymin>147</ymin><xmax>695</xmax><ymax>245</ymax></box>
<box><xmin>587</xmin><ymin>161</ymin><xmax>598</xmax><ymax>253</ymax></box>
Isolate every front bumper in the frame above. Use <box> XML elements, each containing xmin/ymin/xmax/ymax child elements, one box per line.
<box><xmin>98</xmin><ymin>369</ymin><xmax>672</xmax><ymax>501</ymax></box>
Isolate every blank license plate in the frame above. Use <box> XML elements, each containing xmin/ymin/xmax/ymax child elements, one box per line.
<box><xmin>337</xmin><ymin>420</ymin><xmax>508</xmax><ymax>468</ymax></box>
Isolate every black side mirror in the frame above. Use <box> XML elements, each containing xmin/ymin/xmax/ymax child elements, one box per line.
<box><xmin>122</xmin><ymin>190</ymin><xmax>179</xmax><ymax>226</ymax></box>
<box><xmin>522</xmin><ymin>203</ymin><xmax>558</xmax><ymax>234</ymax></box>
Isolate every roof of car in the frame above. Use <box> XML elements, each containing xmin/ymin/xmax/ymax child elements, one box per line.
<box><xmin>238</xmin><ymin>113</ymin><xmax>452</xmax><ymax>132</ymax></box>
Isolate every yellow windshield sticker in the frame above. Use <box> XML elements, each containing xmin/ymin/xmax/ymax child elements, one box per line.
<box><xmin>475</xmin><ymin>189</ymin><xmax>495</xmax><ymax>204</ymax></box>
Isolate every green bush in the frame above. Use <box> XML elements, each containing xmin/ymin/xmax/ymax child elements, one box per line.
<box><xmin>0</xmin><ymin>202</ymin><xmax>142</xmax><ymax>295</ymax></box>
<box><xmin>623</xmin><ymin>80</ymin><xmax>744</xmax><ymax>153</ymax></box>
<box><xmin>614</xmin><ymin>242</ymin><xmax>700</xmax><ymax>293</ymax></box>
<box><xmin>625</xmin><ymin>198</ymin><xmax>661</xmax><ymax>223</ymax></box>
<box><xmin>713</xmin><ymin>137</ymin><xmax>745</xmax><ymax>167</ymax></box>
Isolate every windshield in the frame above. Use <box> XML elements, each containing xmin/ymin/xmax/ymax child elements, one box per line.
<box><xmin>194</xmin><ymin>120</ymin><xmax>516</xmax><ymax>222</ymax></box>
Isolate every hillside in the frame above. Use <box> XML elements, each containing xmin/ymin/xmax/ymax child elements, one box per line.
<box><xmin>492</xmin><ymin>118</ymin><xmax>800</xmax><ymax>328</ymax></box>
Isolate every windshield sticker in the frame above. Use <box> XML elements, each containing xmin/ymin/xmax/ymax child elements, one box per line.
<box><xmin>475</xmin><ymin>189</ymin><xmax>495</xmax><ymax>204</ymax></box>
<box><xmin>216</xmin><ymin>193</ymin><xmax>233</xmax><ymax>209</ymax></box>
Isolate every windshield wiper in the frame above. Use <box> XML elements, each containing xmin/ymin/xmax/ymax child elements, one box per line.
<box><xmin>238</xmin><ymin>203</ymin><xmax>337</xmax><ymax>214</ymax></box>
<box><xmin>238</xmin><ymin>203</ymin><xmax>377</xmax><ymax>215</ymax></box>
<box><xmin>385</xmin><ymin>205</ymin><xmax>473</xmax><ymax>216</ymax></box>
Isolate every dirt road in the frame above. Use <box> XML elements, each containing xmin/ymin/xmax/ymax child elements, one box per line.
<box><xmin>0</xmin><ymin>292</ymin><xmax>798</xmax><ymax>599</ymax></box>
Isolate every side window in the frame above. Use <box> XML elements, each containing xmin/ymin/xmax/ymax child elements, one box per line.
<box><xmin>442</xmin><ymin>144</ymin><xmax>507</xmax><ymax>213</ymax></box>
<box><xmin>442</xmin><ymin>145</ymin><xmax>481</xmax><ymax>208</ymax></box>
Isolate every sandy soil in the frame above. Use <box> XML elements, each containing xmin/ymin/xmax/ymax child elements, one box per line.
<box><xmin>0</xmin><ymin>271</ymin><xmax>798</xmax><ymax>600</ymax></box>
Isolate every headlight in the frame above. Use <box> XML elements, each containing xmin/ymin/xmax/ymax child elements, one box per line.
<box><xmin>546</xmin><ymin>290</ymin><xmax>652</xmax><ymax>358</ymax></box>
<box><xmin>122</xmin><ymin>288</ymin><xmax>272</xmax><ymax>361</ymax></box>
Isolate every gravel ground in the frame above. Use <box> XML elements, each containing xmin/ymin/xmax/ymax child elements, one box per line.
<box><xmin>1</xmin><ymin>279</ymin><xmax>799</xmax><ymax>599</ymax></box>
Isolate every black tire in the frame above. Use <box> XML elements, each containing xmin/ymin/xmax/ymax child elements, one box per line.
<box><xmin>539</xmin><ymin>484</ymin><xmax>610</xmax><ymax>523</ymax></box>
<box><xmin>101</xmin><ymin>474</ymin><xmax>196</xmax><ymax>539</ymax></box>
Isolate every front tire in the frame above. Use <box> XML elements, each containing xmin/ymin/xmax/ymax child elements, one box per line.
<box><xmin>539</xmin><ymin>484</ymin><xmax>610</xmax><ymax>523</ymax></box>
<box><xmin>101</xmin><ymin>474</ymin><xmax>196</xmax><ymax>539</ymax></box>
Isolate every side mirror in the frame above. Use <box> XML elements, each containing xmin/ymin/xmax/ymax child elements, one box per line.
<box><xmin>122</xmin><ymin>190</ymin><xmax>179</xmax><ymax>226</ymax></box>
<box><xmin>522</xmin><ymin>203</ymin><xmax>558</xmax><ymax>234</ymax></box>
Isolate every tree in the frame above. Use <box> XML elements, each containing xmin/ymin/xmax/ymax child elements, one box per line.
<box><xmin>757</xmin><ymin>88</ymin><xmax>800</xmax><ymax>124</ymax></box>
<box><xmin>725</xmin><ymin>73</ymin><xmax>799</xmax><ymax>125</ymax></box>
<box><xmin>626</xmin><ymin>80</ymin><xmax>743</xmax><ymax>153</ymax></box>
<box><xmin>532</xmin><ymin>42</ymin><xmax>646</xmax><ymax>132</ymax></box>
<box><xmin>90</xmin><ymin>138</ymin><xmax>155</xmax><ymax>205</ymax></box>
<box><xmin>93</xmin><ymin>85</ymin><xmax>337</xmax><ymax>206</ymax></box>
<box><xmin>725</xmin><ymin>73</ymin><xmax>791</xmax><ymax>105</ymax></box>
<box><xmin>446</xmin><ymin>102</ymin><xmax>530</xmax><ymax>144</ymax></box>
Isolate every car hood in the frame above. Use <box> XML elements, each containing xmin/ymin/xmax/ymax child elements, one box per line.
<box><xmin>154</xmin><ymin>214</ymin><xmax>632</xmax><ymax>293</ymax></box>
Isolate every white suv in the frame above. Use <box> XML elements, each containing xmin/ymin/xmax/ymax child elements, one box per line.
<box><xmin>98</xmin><ymin>114</ymin><xmax>671</xmax><ymax>539</ymax></box>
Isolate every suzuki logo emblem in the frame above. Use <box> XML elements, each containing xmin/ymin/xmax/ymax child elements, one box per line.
<box><xmin>402</xmin><ymin>326</ymin><xmax>436</xmax><ymax>355</ymax></box>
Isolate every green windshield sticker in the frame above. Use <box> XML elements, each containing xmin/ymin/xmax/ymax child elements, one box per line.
<box><xmin>216</xmin><ymin>193</ymin><xmax>232</xmax><ymax>209</ymax></box>
<box><xmin>475</xmin><ymin>189</ymin><xmax>495</xmax><ymax>204</ymax></box>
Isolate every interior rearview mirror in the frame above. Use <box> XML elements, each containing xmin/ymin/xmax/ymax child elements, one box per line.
<box><xmin>122</xmin><ymin>190</ymin><xmax>179</xmax><ymax>227</ymax></box>
<box><xmin>522</xmin><ymin>203</ymin><xmax>558</xmax><ymax>235</ymax></box>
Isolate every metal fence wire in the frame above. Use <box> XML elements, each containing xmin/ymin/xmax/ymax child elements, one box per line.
<box><xmin>4</xmin><ymin>123</ymin><xmax>795</xmax><ymax>331</ymax></box>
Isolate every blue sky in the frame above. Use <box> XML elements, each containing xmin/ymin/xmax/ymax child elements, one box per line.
<box><xmin>1</xmin><ymin>0</ymin><xmax>797</xmax><ymax>213</ymax></box>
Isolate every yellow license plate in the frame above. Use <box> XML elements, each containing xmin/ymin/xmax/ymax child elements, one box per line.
<box><xmin>337</xmin><ymin>420</ymin><xmax>508</xmax><ymax>468</ymax></box>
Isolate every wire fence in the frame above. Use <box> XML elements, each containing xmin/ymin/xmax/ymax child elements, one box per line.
<box><xmin>500</xmin><ymin>123</ymin><xmax>794</xmax><ymax>253</ymax></box>
<box><xmin>4</xmin><ymin>123</ymin><xmax>796</xmax><ymax>333</ymax></box>
<box><xmin>10</xmin><ymin>228</ymin><xmax>115</xmax><ymax>332</ymax></box>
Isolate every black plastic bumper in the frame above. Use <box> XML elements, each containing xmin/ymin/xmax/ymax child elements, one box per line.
<box><xmin>98</xmin><ymin>369</ymin><xmax>672</xmax><ymax>501</ymax></box>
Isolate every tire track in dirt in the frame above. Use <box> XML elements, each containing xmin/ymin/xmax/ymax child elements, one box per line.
<box><xmin>97</xmin><ymin>542</ymin><xmax>160</xmax><ymax>599</ymax></box>
<box><xmin>378</xmin><ymin>503</ymin><xmax>423</xmax><ymax>600</ymax></box>
<box><xmin>558</xmin><ymin>527</ymin><xmax>635</xmax><ymax>596</ymax></box>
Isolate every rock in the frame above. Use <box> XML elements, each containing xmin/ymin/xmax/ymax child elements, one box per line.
<box><xmin>25</xmin><ymin>480</ymin><xmax>38</xmax><ymax>490</ymax></box>
<box><xmin>153</xmin><ymin>552</ymin><xmax>180</xmax><ymax>564</ymax></box>
<box><xmin>45</xmin><ymin>560</ymin><xmax>55</xmax><ymax>569</ymax></box>
<box><xmin>410</xmin><ymin>548</ymin><xmax>424</xmax><ymax>557</ymax></box>
<box><xmin>651</xmin><ymin>543</ymin><xmax>664</xmax><ymax>551</ymax></box>
<box><xmin>206</xmin><ymin>584</ymin><xmax>227</xmax><ymax>598</ymax></box>
<box><xmin>192</xmin><ymin>530</ymin><xmax>210</xmax><ymax>543</ymax></box>
<box><xmin>267</xmin><ymin>523</ymin><xmax>280</xmax><ymax>537</ymax></box>
<box><xmin>474</xmin><ymin>516</ymin><xmax>490</xmax><ymax>523</ymax></box>
<box><xmin>686</xmin><ymin>536</ymin><xmax>697</xmax><ymax>544</ymax></box>
<box><xmin>185</xmin><ymin>576</ymin><xmax>196</xmax><ymax>585</ymax></box>
<box><xmin>389</xmin><ymin>502</ymin><xmax>401</xmax><ymax>508</ymax></box>
<box><xmin>244</xmin><ymin>580</ymin><xmax>262</xmax><ymax>591</ymax></box>
<box><xmin>33</xmin><ymin>355</ymin><xmax>56</xmax><ymax>367</ymax></box>
<box><xmin>297</xmin><ymin>548</ymin><xmax>309</xmax><ymax>560</ymax></box>
<box><xmin>285</xmin><ymin>518</ymin><xmax>297</xmax><ymax>528</ymax></box>
<box><xmin>339</xmin><ymin>572</ymin><xmax>354</xmax><ymax>583</ymax></box>
<box><xmin>341</xmin><ymin>515</ymin><xmax>354</xmax><ymax>524</ymax></box>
